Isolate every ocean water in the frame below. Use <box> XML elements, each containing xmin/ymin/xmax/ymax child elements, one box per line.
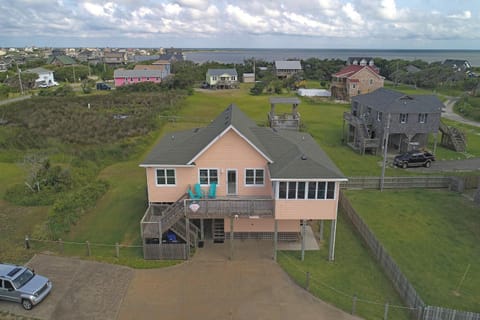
<box><xmin>184</xmin><ymin>48</ymin><xmax>480</xmax><ymax>66</ymax></box>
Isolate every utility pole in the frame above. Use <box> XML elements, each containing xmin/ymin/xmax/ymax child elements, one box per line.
<box><xmin>380</xmin><ymin>113</ymin><xmax>391</xmax><ymax>191</ymax></box>
<box><xmin>16</xmin><ymin>63</ymin><xmax>24</xmax><ymax>95</ymax></box>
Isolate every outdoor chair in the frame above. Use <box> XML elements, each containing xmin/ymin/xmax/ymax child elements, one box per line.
<box><xmin>208</xmin><ymin>183</ymin><xmax>217</xmax><ymax>199</ymax></box>
<box><xmin>194</xmin><ymin>183</ymin><xmax>204</xmax><ymax>198</ymax></box>
<box><xmin>187</xmin><ymin>185</ymin><xmax>201</xmax><ymax>200</ymax></box>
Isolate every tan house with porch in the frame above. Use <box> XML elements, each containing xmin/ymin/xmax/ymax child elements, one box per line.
<box><xmin>331</xmin><ymin>65</ymin><xmax>384</xmax><ymax>101</ymax></box>
<box><xmin>140</xmin><ymin>104</ymin><xmax>346</xmax><ymax>260</ymax></box>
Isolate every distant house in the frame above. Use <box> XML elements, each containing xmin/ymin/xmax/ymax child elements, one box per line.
<box><xmin>134</xmin><ymin>60</ymin><xmax>171</xmax><ymax>74</ymax></box>
<box><xmin>330</xmin><ymin>65</ymin><xmax>384</xmax><ymax>101</ymax></box>
<box><xmin>242</xmin><ymin>73</ymin><xmax>255</xmax><ymax>83</ymax></box>
<box><xmin>443</xmin><ymin>59</ymin><xmax>472</xmax><ymax>72</ymax></box>
<box><xmin>47</xmin><ymin>55</ymin><xmax>76</xmax><ymax>66</ymax></box>
<box><xmin>25</xmin><ymin>67</ymin><xmax>58</xmax><ymax>87</ymax></box>
<box><xmin>274</xmin><ymin>61</ymin><xmax>302</xmax><ymax>79</ymax></box>
<box><xmin>104</xmin><ymin>52</ymin><xmax>126</xmax><ymax>66</ymax></box>
<box><xmin>114</xmin><ymin>69</ymin><xmax>169</xmax><ymax>87</ymax></box>
<box><xmin>140</xmin><ymin>104</ymin><xmax>346</xmax><ymax>260</ymax></box>
<box><xmin>343</xmin><ymin>88</ymin><xmax>443</xmax><ymax>154</ymax></box>
<box><xmin>205</xmin><ymin>69</ymin><xmax>238</xmax><ymax>89</ymax></box>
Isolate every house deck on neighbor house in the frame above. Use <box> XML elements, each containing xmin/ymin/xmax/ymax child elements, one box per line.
<box><xmin>268</xmin><ymin>97</ymin><xmax>301</xmax><ymax>131</ymax></box>
<box><xmin>140</xmin><ymin>104</ymin><xmax>346</xmax><ymax>260</ymax></box>
<box><xmin>343</xmin><ymin>88</ymin><xmax>444</xmax><ymax>154</ymax></box>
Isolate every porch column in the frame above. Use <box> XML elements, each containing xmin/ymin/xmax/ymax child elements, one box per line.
<box><xmin>185</xmin><ymin>217</ymin><xmax>190</xmax><ymax>260</ymax></box>
<box><xmin>273</xmin><ymin>219</ymin><xmax>278</xmax><ymax>261</ymax></box>
<box><xmin>301</xmin><ymin>219</ymin><xmax>306</xmax><ymax>261</ymax></box>
<box><xmin>328</xmin><ymin>219</ymin><xmax>337</xmax><ymax>261</ymax></box>
<box><xmin>319</xmin><ymin>220</ymin><xmax>324</xmax><ymax>242</ymax></box>
<box><xmin>229</xmin><ymin>216</ymin><xmax>234</xmax><ymax>260</ymax></box>
<box><xmin>200</xmin><ymin>219</ymin><xmax>204</xmax><ymax>241</ymax></box>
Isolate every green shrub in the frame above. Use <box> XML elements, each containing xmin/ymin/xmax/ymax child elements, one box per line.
<box><xmin>47</xmin><ymin>180</ymin><xmax>109</xmax><ymax>239</ymax></box>
<box><xmin>4</xmin><ymin>184</ymin><xmax>58</xmax><ymax>206</ymax></box>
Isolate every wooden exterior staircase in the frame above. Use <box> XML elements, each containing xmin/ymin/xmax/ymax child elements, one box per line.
<box><xmin>156</xmin><ymin>194</ymin><xmax>199</xmax><ymax>247</ymax></box>
<box><xmin>212</xmin><ymin>219</ymin><xmax>225</xmax><ymax>243</ymax></box>
<box><xmin>343</xmin><ymin>112</ymin><xmax>379</xmax><ymax>155</ymax></box>
<box><xmin>439</xmin><ymin>121</ymin><xmax>467</xmax><ymax>152</ymax></box>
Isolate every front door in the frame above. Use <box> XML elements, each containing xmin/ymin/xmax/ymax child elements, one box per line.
<box><xmin>227</xmin><ymin>170</ymin><xmax>237</xmax><ymax>195</ymax></box>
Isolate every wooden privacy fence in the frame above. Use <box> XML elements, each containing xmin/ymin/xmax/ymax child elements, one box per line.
<box><xmin>341</xmin><ymin>176</ymin><xmax>452</xmax><ymax>190</ymax></box>
<box><xmin>339</xmin><ymin>192</ymin><xmax>480</xmax><ymax>320</ymax></box>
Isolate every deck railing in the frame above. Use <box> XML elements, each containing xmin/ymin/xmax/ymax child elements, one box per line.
<box><xmin>184</xmin><ymin>198</ymin><xmax>274</xmax><ymax>218</ymax></box>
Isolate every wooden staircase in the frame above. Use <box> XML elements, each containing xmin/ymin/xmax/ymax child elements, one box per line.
<box><xmin>212</xmin><ymin>219</ymin><xmax>225</xmax><ymax>243</ymax></box>
<box><xmin>159</xmin><ymin>195</ymin><xmax>199</xmax><ymax>247</ymax></box>
<box><xmin>439</xmin><ymin>121</ymin><xmax>467</xmax><ymax>152</ymax></box>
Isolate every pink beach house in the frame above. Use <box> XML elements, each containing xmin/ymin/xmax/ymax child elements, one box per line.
<box><xmin>140</xmin><ymin>104</ymin><xmax>347</xmax><ymax>260</ymax></box>
<box><xmin>113</xmin><ymin>69</ymin><xmax>169</xmax><ymax>87</ymax></box>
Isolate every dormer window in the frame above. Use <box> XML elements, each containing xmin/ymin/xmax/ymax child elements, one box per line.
<box><xmin>400</xmin><ymin>113</ymin><xmax>408</xmax><ymax>124</ymax></box>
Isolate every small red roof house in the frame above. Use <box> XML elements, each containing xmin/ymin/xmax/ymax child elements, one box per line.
<box><xmin>140</xmin><ymin>104</ymin><xmax>347</xmax><ymax>260</ymax></box>
<box><xmin>331</xmin><ymin>65</ymin><xmax>384</xmax><ymax>101</ymax></box>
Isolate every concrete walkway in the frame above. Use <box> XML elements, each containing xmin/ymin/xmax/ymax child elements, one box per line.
<box><xmin>118</xmin><ymin>240</ymin><xmax>361</xmax><ymax>320</ymax></box>
<box><xmin>442</xmin><ymin>97</ymin><xmax>480</xmax><ymax>128</ymax></box>
<box><xmin>0</xmin><ymin>94</ymin><xmax>32</xmax><ymax>106</ymax></box>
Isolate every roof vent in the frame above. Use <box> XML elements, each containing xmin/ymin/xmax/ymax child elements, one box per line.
<box><xmin>301</xmin><ymin>155</ymin><xmax>307</xmax><ymax>160</ymax></box>
<box><xmin>171</xmin><ymin>135</ymin><xmax>175</xmax><ymax>140</ymax></box>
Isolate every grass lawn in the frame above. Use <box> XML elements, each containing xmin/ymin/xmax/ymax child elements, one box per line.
<box><xmin>345</xmin><ymin>189</ymin><xmax>480</xmax><ymax>312</ymax></box>
<box><xmin>278</xmin><ymin>214</ymin><xmax>410</xmax><ymax>320</ymax></box>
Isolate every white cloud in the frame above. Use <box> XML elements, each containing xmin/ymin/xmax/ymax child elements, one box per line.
<box><xmin>83</xmin><ymin>2</ymin><xmax>116</xmax><ymax>18</ymax></box>
<box><xmin>378</xmin><ymin>0</ymin><xmax>398</xmax><ymax>20</ymax></box>
<box><xmin>225</xmin><ymin>5</ymin><xmax>269</xmax><ymax>33</ymax></box>
<box><xmin>176</xmin><ymin>0</ymin><xmax>209</xmax><ymax>10</ymax></box>
<box><xmin>448</xmin><ymin>10</ymin><xmax>471</xmax><ymax>19</ymax></box>
<box><xmin>342</xmin><ymin>2</ymin><xmax>364</xmax><ymax>25</ymax></box>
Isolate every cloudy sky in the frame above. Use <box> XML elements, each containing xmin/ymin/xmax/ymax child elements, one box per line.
<box><xmin>0</xmin><ymin>0</ymin><xmax>478</xmax><ymax>49</ymax></box>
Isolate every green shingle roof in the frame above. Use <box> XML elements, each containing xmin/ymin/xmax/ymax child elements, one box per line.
<box><xmin>141</xmin><ymin>104</ymin><xmax>345</xmax><ymax>180</ymax></box>
<box><xmin>47</xmin><ymin>55</ymin><xmax>76</xmax><ymax>65</ymax></box>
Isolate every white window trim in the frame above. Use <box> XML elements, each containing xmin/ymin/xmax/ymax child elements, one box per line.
<box><xmin>244</xmin><ymin>168</ymin><xmax>265</xmax><ymax>186</ymax></box>
<box><xmin>155</xmin><ymin>168</ymin><xmax>176</xmax><ymax>187</ymax></box>
<box><xmin>198</xmin><ymin>168</ymin><xmax>219</xmax><ymax>186</ymax></box>
<box><xmin>400</xmin><ymin>113</ymin><xmax>408</xmax><ymax>124</ymax></box>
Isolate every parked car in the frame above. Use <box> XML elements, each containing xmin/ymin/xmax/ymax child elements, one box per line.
<box><xmin>96</xmin><ymin>82</ymin><xmax>111</xmax><ymax>90</ymax></box>
<box><xmin>0</xmin><ymin>263</ymin><xmax>52</xmax><ymax>310</ymax></box>
<box><xmin>393</xmin><ymin>150</ymin><xmax>435</xmax><ymax>168</ymax></box>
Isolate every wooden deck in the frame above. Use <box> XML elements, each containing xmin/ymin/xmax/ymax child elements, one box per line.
<box><xmin>184</xmin><ymin>198</ymin><xmax>274</xmax><ymax>218</ymax></box>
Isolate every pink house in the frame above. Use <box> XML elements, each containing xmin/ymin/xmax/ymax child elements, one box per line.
<box><xmin>140</xmin><ymin>104</ymin><xmax>347</xmax><ymax>260</ymax></box>
<box><xmin>113</xmin><ymin>69</ymin><xmax>169</xmax><ymax>87</ymax></box>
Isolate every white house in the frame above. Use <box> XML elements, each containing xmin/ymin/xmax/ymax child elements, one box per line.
<box><xmin>25</xmin><ymin>67</ymin><xmax>58</xmax><ymax>87</ymax></box>
<box><xmin>205</xmin><ymin>69</ymin><xmax>238</xmax><ymax>89</ymax></box>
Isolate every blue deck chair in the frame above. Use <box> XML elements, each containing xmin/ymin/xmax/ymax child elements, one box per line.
<box><xmin>187</xmin><ymin>185</ymin><xmax>201</xmax><ymax>200</ymax></box>
<box><xmin>208</xmin><ymin>183</ymin><xmax>217</xmax><ymax>199</ymax></box>
<box><xmin>194</xmin><ymin>183</ymin><xmax>204</xmax><ymax>198</ymax></box>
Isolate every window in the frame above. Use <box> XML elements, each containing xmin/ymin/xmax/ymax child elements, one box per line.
<box><xmin>352</xmin><ymin>83</ymin><xmax>356</xmax><ymax>89</ymax></box>
<box><xmin>156</xmin><ymin>169</ymin><xmax>176</xmax><ymax>185</ymax></box>
<box><xmin>278</xmin><ymin>181</ymin><xmax>336</xmax><ymax>200</ymax></box>
<box><xmin>288</xmin><ymin>182</ymin><xmax>297</xmax><ymax>199</ymax></box>
<box><xmin>245</xmin><ymin>169</ymin><xmax>264</xmax><ymax>185</ymax></box>
<box><xmin>212</xmin><ymin>76</ymin><xmax>217</xmax><ymax>81</ymax></box>
<box><xmin>199</xmin><ymin>169</ymin><xmax>218</xmax><ymax>185</ymax></box>
<box><xmin>377</xmin><ymin>111</ymin><xmax>383</xmax><ymax>122</ymax></box>
<box><xmin>4</xmin><ymin>280</ymin><xmax>13</xmax><ymax>290</ymax></box>
<box><xmin>146</xmin><ymin>77</ymin><xmax>150</xmax><ymax>80</ymax></box>
<box><xmin>400</xmin><ymin>113</ymin><xmax>408</xmax><ymax>124</ymax></box>
<box><xmin>279</xmin><ymin>182</ymin><xmax>287</xmax><ymax>199</ymax></box>
<box><xmin>369</xmin><ymin>79</ymin><xmax>373</xmax><ymax>85</ymax></box>
<box><xmin>418</xmin><ymin>113</ymin><xmax>427</xmax><ymax>123</ymax></box>
<box><xmin>367</xmin><ymin>107</ymin><xmax>371</xmax><ymax>115</ymax></box>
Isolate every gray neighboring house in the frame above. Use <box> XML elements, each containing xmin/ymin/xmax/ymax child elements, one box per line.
<box><xmin>205</xmin><ymin>69</ymin><xmax>238</xmax><ymax>89</ymax></box>
<box><xmin>343</xmin><ymin>88</ymin><xmax>443</xmax><ymax>154</ymax></box>
<box><xmin>274</xmin><ymin>61</ymin><xmax>302</xmax><ymax>79</ymax></box>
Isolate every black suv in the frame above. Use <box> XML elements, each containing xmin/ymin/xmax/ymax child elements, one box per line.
<box><xmin>393</xmin><ymin>150</ymin><xmax>435</xmax><ymax>168</ymax></box>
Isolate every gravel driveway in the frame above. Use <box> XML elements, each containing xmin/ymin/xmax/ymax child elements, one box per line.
<box><xmin>118</xmin><ymin>240</ymin><xmax>361</xmax><ymax>320</ymax></box>
<box><xmin>0</xmin><ymin>254</ymin><xmax>133</xmax><ymax>320</ymax></box>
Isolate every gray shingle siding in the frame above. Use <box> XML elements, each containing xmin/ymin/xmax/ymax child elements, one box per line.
<box><xmin>206</xmin><ymin>69</ymin><xmax>238</xmax><ymax>76</ymax></box>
